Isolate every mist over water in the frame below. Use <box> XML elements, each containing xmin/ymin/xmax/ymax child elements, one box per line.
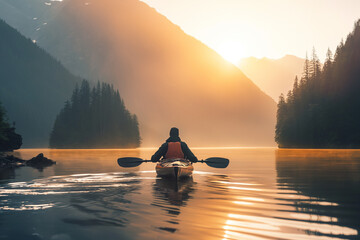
<box><xmin>0</xmin><ymin>148</ymin><xmax>359</xmax><ymax>240</ymax></box>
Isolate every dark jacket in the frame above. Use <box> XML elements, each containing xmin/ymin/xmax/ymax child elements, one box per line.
<box><xmin>151</xmin><ymin>136</ymin><xmax>198</xmax><ymax>162</ymax></box>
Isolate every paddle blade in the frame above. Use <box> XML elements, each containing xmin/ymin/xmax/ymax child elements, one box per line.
<box><xmin>204</xmin><ymin>157</ymin><xmax>229</xmax><ymax>168</ymax></box>
<box><xmin>117</xmin><ymin>157</ymin><xmax>144</xmax><ymax>168</ymax></box>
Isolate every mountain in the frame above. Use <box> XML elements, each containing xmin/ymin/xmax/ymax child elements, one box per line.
<box><xmin>276</xmin><ymin>20</ymin><xmax>360</xmax><ymax>148</ymax></box>
<box><xmin>0</xmin><ymin>19</ymin><xmax>79</xmax><ymax>147</ymax></box>
<box><xmin>238</xmin><ymin>55</ymin><xmax>304</xmax><ymax>101</ymax></box>
<box><xmin>0</xmin><ymin>0</ymin><xmax>63</xmax><ymax>38</ymax></box>
<box><xmin>0</xmin><ymin>0</ymin><xmax>277</xmax><ymax>147</ymax></box>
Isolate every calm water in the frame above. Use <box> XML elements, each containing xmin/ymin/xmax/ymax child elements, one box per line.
<box><xmin>0</xmin><ymin>148</ymin><xmax>359</xmax><ymax>240</ymax></box>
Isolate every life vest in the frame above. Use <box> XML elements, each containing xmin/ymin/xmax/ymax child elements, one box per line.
<box><xmin>165</xmin><ymin>142</ymin><xmax>184</xmax><ymax>159</ymax></box>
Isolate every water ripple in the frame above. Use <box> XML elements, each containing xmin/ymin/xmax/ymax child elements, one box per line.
<box><xmin>0</xmin><ymin>159</ymin><xmax>359</xmax><ymax>240</ymax></box>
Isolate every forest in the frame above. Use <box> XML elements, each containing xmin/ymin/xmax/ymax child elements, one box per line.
<box><xmin>276</xmin><ymin>20</ymin><xmax>360</xmax><ymax>148</ymax></box>
<box><xmin>49</xmin><ymin>80</ymin><xmax>141</xmax><ymax>149</ymax></box>
<box><xmin>0</xmin><ymin>101</ymin><xmax>22</xmax><ymax>151</ymax></box>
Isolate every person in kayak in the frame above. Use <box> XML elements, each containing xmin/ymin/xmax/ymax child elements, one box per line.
<box><xmin>151</xmin><ymin>127</ymin><xmax>198</xmax><ymax>163</ymax></box>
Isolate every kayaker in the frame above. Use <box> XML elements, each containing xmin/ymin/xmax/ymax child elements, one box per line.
<box><xmin>151</xmin><ymin>127</ymin><xmax>198</xmax><ymax>163</ymax></box>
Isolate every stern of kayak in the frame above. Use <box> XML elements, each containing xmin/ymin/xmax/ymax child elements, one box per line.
<box><xmin>156</xmin><ymin>158</ymin><xmax>193</xmax><ymax>179</ymax></box>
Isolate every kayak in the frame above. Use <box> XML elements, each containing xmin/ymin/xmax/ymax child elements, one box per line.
<box><xmin>156</xmin><ymin>158</ymin><xmax>193</xmax><ymax>179</ymax></box>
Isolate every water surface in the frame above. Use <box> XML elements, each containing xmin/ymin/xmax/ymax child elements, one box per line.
<box><xmin>0</xmin><ymin>148</ymin><xmax>359</xmax><ymax>240</ymax></box>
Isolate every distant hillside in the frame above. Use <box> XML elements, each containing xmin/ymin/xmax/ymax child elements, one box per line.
<box><xmin>0</xmin><ymin>0</ymin><xmax>63</xmax><ymax>39</ymax></box>
<box><xmin>239</xmin><ymin>55</ymin><xmax>304</xmax><ymax>101</ymax></box>
<box><xmin>0</xmin><ymin>0</ymin><xmax>277</xmax><ymax>147</ymax></box>
<box><xmin>0</xmin><ymin>19</ymin><xmax>79</xmax><ymax>147</ymax></box>
<box><xmin>276</xmin><ymin>20</ymin><xmax>360</xmax><ymax>148</ymax></box>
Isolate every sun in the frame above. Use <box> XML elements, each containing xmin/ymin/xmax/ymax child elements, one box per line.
<box><xmin>215</xmin><ymin>41</ymin><xmax>244</xmax><ymax>65</ymax></box>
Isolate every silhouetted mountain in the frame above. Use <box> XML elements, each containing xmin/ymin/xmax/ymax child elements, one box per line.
<box><xmin>0</xmin><ymin>19</ymin><xmax>79</xmax><ymax>147</ymax></box>
<box><xmin>239</xmin><ymin>55</ymin><xmax>304</xmax><ymax>101</ymax></box>
<box><xmin>276</xmin><ymin>20</ymin><xmax>360</xmax><ymax>148</ymax></box>
<box><xmin>0</xmin><ymin>0</ymin><xmax>276</xmax><ymax>147</ymax></box>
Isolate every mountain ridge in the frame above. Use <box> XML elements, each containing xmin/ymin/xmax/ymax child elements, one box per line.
<box><xmin>0</xmin><ymin>19</ymin><xmax>79</xmax><ymax>147</ymax></box>
<box><xmin>239</xmin><ymin>55</ymin><xmax>304</xmax><ymax>101</ymax></box>
<box><xmin>0</xmin><ymin>0</ymin><xmax>277</xmax><ymax>147</ymax></box>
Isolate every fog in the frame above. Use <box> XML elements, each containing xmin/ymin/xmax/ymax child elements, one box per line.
<box><xmin>36</xmin><ymin>0</ymin><xmax>276</xmax><ymax>147</ymax></box>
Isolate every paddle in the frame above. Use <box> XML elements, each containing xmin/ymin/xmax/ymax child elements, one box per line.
<box><xmin>117</xmin><ymin>157</ymin><xmax>151</xmax><ymax>168</ymax></box>
<box><xmin>117</xmin><ymin>157</ymin><xmax>229</xmax><ymax>168</ymax></box>
<box><xmin>199</xmin><ymin>157</ymin><xmax>229</xmax><ymax>168</ymax></box>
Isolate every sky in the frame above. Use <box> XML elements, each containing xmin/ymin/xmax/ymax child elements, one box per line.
<box><xmin>141</xmin><ymin>0</ymin><xmax>360</xmax><ymax>63</ymax></box>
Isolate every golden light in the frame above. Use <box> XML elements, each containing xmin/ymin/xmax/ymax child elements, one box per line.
<box><xmin>215</xmin><ymin>40</ymin><xmax>244</xmax><ymax>65</ymax></box>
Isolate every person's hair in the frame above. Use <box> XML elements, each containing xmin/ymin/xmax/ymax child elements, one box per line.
<box><xmin>169</xmin><ymin>127</ymin><xmax>179</xmax><ymax>137</ymax></box>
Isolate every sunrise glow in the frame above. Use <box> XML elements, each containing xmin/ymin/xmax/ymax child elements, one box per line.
<box><xmin>215</xmin><ymin>40</ymin><xmax>244</xmax><ymax>64</ymax></box>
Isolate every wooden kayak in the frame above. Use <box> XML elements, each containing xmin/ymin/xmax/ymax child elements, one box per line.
<box><xmin>155</xmin><ymin>158</ymin><xmax>194</xmax><ymax>179</ymax></box>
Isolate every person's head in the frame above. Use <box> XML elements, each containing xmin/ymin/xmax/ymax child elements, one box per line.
<box><xmin>169</xmin><ymin>127</ymin><xmax>179</xmax><ymax>137</ymax></box>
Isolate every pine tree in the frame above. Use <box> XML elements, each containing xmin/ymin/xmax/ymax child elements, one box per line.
<box><xmin>275</xmin><ymin>19</ymin><xmax>360</xmax><ymax>148</ymax></box>
<box><xmin>302</xmin><ymin>52</ymin><xmax>310</xmax><ymax>83</ymax></box>
<box><xmin>49</xmin><ymin>81</ymin><xmax>141</xmax><ymax>148</ymax></box>
<box><xmin>310</xmin><ymin>47</ymin><xmax>321</xmax><ymax>79</ymax></box>
<box><xmin>324</xmin><ymin>48</ymin><xmax>333</xmax><ymax>70</ymax></box>
<box><xmin>0</xmin><ymin>101</ymin><xmax>22</xmax><ymax>151</ymax></box>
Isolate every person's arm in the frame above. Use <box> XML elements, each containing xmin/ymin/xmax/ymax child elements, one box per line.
<box><xmin>151</xmin><ymin>143</ymin><xmax>168</xmax><ymax>162</ymax></box>
<box><xmin>181</xmin><ymin>142</ymin><xmax>198</xmax><ymax>162</ymax></box>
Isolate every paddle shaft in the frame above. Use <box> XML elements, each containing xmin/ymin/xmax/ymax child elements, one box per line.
<box><xmin>118</xmin><ymin>157</ymin><xmax>229</xmax><ymax>168</ymax></box>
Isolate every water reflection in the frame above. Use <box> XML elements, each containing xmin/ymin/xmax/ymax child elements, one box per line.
<box><xmin>62</xmin><ymin>172</ymin><xmax>142</xmax><ymax>228</ymax></box>
<box><xmin>152</xmin><ymin>177</ymin><xmax>195</xmax><ymax>233</ymax></box>
<box><xmin>0</xmin><ymin>151</ymin><xmax>55</xmax><ymax>182</ymax></box>
<box><xmin>153</xmin><ymin>177</ymin><xmax>195</xmax><ymax>206</ymax></box>
<box><xmin>0</xmin><ymin>171</ymin><xmax>153</xmax><ymax>240</ymax></box>
<box><xmin>275</xmin><ymin>149</ymin><xmax>360</xmax><ymax>239</ymax></box>
<box><xmin>0</xmin><ymin>168</ymin><xmax>15</xmax><ymax>181</ymax></box>
<box><xmin>1</xmin><ymin>148</ymin><xmax>360</xmax><ymax>240</ymax></box>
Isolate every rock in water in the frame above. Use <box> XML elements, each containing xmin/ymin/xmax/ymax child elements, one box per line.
<box><xmin>26</xmin><ymin>153</ymin><xmax>56</xmax><ymax>167</ymax></box>
<box><xmin>0</xmin><ymin>154</ymin><xmax>25</xmax><ymax>168</ymax></box>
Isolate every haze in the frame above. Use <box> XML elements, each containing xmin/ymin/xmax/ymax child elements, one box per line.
<box><xmin>0</xmin><ymin>0</ymin><xmax>276</xmax><ymax>147</ymax></box>
<box><xmin>141</xmin><ymin>0</ymin><xmax>360</xmax><ymax>63</ymax></box>
<box><xmin>1</xmin><ymin>0</ymin><xmax>359</xmax><ymax>148</ymax></box>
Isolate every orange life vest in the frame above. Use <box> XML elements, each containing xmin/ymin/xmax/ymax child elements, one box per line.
<box><xmin>165</xmin><ymin>142</ymin><xmax>185</xmax><ymax>159</ymax></box>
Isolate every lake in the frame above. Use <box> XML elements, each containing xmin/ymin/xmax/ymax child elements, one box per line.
<box><xmin>0</xmin><ymin>148</ymin><xmax>359</xmax><ymax>240</ymax></box>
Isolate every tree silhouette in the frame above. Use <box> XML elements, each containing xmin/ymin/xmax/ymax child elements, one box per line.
<box><xmin>275</xmin><ymin>20</ymin><xmax>360</xmax><ymax>148</ymax></box>
<box><xmin>0</xmin><ymin>101</ymin><xmax>22</xmax><ymax>151</ymax></box>
<box><xmin>49</xmin><ymin>80</ymin><xmax>141</xmax><ymax>148</ymax></box>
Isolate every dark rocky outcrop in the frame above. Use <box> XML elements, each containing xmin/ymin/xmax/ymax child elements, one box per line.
<box><xmin>0</xmin><ymin>126</ymin><xmax>22</xmax><ymax>152</ymax></box>
<box><xmin>0</xmin><ymin>154</ymin><xmax>25</xmax><ymax>168</ymax></box>
<box><xmin>0</xmin><ymin>153</ymin><xmax>55</xmax><ymax>169</ymax></box>
<box><xmin>26</xmin><ymin>153</ymin><xmax>56</xmax><ymax>168</ymax></box>
<box><xmin>0</xmin><ymin>100</ymin><xmax>22</xmax><ymax>151</ymax></box>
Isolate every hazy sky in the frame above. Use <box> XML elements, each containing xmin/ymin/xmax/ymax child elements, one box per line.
<box><xmin>141</xmin><ymin>0</ymin><xmax>360</xmax><ymax>63</ymax></box>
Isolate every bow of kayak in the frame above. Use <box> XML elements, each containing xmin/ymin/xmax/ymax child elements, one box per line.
<box><xmin>156</xmin><ymin>158</ymin><xmax>193</xmax><ymax>179</ymax></box>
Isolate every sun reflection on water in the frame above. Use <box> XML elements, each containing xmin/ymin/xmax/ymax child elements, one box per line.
<box><xmin>1</xmin><ymin>148</ymin><xmax>359</xmax><ymax>239</ymax></box>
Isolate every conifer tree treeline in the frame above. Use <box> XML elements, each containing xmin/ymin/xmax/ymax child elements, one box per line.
<box><xmin>276</xmin><ymin>20</ymin><xmax>360</xmax><ymax>148</ymax></box>
<box><xmin>0</xmin><ymin>101</ymin><xmax>22</xmax><ymax>151</ymax></box>
<box><xmin>49</xmin><ymin>80</ymin><xmax>141</xmax><ymax>148</ymax></box>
